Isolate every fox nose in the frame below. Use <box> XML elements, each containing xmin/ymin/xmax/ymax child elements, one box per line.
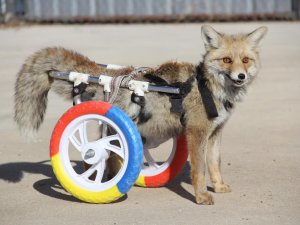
<box><xmin>238</xmin><ymin>73</ymin><xmax>246</xmax><ymax>80</ymax></box>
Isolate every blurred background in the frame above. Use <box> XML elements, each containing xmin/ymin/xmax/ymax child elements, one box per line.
<box><xmin>1</xmin><ymin>0</ymin><xmax>299</xmax><ymax>24</ymax></box>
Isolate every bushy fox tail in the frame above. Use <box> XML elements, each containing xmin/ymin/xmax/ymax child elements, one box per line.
<box><xmin>14</xmin><ymin>47</ymin><xmax>101</xmax><ymax>139</ymax></box>
<box><xmin>14</xmin><ymin>49</ymin><xmax>54</xmax><ymax>139</ymax></box>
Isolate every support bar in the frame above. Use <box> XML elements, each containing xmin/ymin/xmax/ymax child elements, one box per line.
<box><xmin>48</xmin><ymin>71</ymin><xmax>180</xmax><ymax>95</ymax></box>
<box><xmin>148</xmin><ymin>85</ymin><xmax>180</xmax><ymax>95</ymax></box>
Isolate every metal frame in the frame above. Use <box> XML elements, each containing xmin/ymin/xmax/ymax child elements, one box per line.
<box><xmin>48</xmin><ymin>70</ymin><xmax>181</xmax><ymax>101</ymax></box>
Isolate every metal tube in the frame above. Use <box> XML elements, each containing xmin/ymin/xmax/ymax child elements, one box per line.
<box><xmin>104</xmin><ymin>91</ymin><xmax>109</xmax><ymax>102</ymax></box>
<box><xmin>73</xmin><ymin>95</ymin><xmax>82</xmax><ymax>105</ymax></box>
<box><xmin>48</xmin><ymin>71</ymin><xmax>70</xmax><ymax>80</ymax></box>
<box><xmin>87</xmin><ymin>76</ymin><xmax>100</xmax><ymax>84</ymax></box>
<box><xmin>148</xmin><ymin>85</ymin><xmax>180</xmax><ymax>95</ymax></box>
<box><xmin>101</xmin><ymin>91</ymin><xmax>110</xmax><ymax>138</ymax></box>
<box><xmin>49</xmin><ymin>71</ymin><xmax>181</xmax><ymax>95</ymax></box>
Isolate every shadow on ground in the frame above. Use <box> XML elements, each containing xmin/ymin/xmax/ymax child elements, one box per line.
<box><xmin>0</xmin><ymin>160</ymin><xmax>82</xmax><ymax>202</ymax></box>
<box><xmin>164</xmin><ymin>162</ymin><xmax>213</xmax><ymax>203</ymax></box>
<box><xmin>0</xmin><ymin>160</ymin><xmax>211</xmax><ymax>203</ymax></box>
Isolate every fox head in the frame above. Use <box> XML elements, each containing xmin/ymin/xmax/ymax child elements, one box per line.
<box><xmin>201</xmin><ymin>25</ymin><xmax>267</xmax><ymax>93</ymax></box>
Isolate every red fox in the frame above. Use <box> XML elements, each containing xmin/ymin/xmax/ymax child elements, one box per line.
<box><xmin>14</xmin><ymin>25</ymin><xmax>267</xmax><ymax>204</ymax></box>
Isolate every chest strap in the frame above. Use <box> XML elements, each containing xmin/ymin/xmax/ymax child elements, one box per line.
<box><xmin>144</xmin><ymin>74</ymin><xmax>193</xmax><ymax>127</ymax></box>
<box><xmin>195</xmin><ymin>65</ymin><xmax>219</xmax><ymax>119</ymax></box>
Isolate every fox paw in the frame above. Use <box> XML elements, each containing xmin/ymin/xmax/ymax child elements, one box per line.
<box><xmin>213</xmin><ymin>183</ymin><xmax>232</xmax><ymax>193</ymax></box>
<box><xmin>195</xmin><ymin>192</ymin><xmax>214</xmax><ymax>205</ymax></box>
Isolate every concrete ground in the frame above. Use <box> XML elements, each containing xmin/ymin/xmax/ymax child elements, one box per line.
<box><xmin>0</xmin><ymin>22</ymin><xmax>299</xmax><ymax>225</ymax></box>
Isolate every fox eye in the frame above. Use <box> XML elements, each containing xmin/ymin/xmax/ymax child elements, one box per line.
<box><xmin>223</xmin><ymin>57</ymin><xmax>232</xmax><ymax>64</ymax></box>
<box><xmin>242</xmin><ymin>57</ymin><xmax>249</xmax><ymax>63</ymax></box>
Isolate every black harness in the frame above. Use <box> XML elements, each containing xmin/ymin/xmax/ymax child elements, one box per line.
<box><xmin>142</xmin><ymin>65</ymin><xmax>219</xmax><ymax>126</ymax></box>
<box><xmin>142</xmin><ymin>73</ymin><xmax>193</xmax><ymax>126</ymax></box>
<box><xmin>132</xmin><ymin>63</ymin><xmax>235</xmax><ymax>127</ymax></box>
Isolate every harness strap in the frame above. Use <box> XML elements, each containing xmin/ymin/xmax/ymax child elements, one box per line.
<box><xmin>196</xmin><ymin>65</ymin><xmax>219</xmax><ymax>119</ymax></box>
<box><xmin>144</xmin><ymin>74</ymin><xmax>195</xmax><ymax>127</ymax></box>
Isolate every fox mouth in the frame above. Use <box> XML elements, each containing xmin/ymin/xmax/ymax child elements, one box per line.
<box><xmin>224</xmin><ymin>73</ymin><xmax>246</xmax><ymax>87</ymax></box>
<box><xmin>232</xmin><ymin>79</ymin><xmax>245</xmax><ymax>87</ymax></box>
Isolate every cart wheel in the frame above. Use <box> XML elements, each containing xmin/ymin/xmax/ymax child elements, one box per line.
<box><xmin>50</xmin><ymin>101</ymin><xmax>143</xmax><ymax>203</ymax></box>
<box><xmin>135</xmin><ymin>134</ymin><xmax>188</xmax><ymax>187</ymax></box>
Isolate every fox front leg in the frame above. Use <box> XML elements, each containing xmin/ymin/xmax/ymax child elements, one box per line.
<box><xmin>207</xmin><ymin>130</ymin><xmax>231</xmax><ymax>193</ymax></box>
<box><xmin>187</xmin><ymin>129</ymin><xmax>214</xmax><ymax>205</ymax></box>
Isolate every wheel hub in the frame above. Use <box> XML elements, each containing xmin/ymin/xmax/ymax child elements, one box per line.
<box><xmin>84</xmin><ymin>149</ymin><xmax>95</xmax><ymax>159</ymax></box>
<box><xmin>82</xmin><ymin>143</ymin><xmax>109</xmax><ymax>164</ymax></box>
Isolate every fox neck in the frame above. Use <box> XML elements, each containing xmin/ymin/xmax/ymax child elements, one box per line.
<box><xmin>197</xmin><ymin>63</ymin><xmax>247</xmax><ymax>104</ymax></box>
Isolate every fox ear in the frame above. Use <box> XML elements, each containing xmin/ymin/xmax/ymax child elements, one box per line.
<box><xmin>247</xmin><ymin>26</ymin><xmax>268</xmax><ymax>49</ymax></box>
<box><xmin>201</xmin><ymin>25</ymin><xmax>221</xmax><ymax>49</ymax></box>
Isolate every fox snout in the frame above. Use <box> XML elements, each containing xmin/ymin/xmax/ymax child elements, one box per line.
<box><xmin>227</xmin><ymin>71</ymin><xmax>248</xmax><ymax>87</ymax></box>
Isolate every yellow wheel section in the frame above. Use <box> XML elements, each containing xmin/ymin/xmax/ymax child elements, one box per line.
<box><xmin>51</xmin><ymin>154</ymin><xmax>123</xmax><ymax>203</ymax></box>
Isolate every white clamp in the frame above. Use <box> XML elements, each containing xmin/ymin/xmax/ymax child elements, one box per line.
<box><xmin>69</xmin><ymin>72</ymin><xmax>89</xmax><ymax>86</ymax></box>
<box><xmin>128</xmin><ymin>80</ymin><xmax>149</xmax><ymax>96</ymax></box>
<box><xmin>98</xmin><ymin>75</ymin><xmax>113</xmax><ymax>92</ymax></box>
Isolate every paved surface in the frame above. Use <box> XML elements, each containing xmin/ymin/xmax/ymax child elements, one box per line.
<box><xmin>0</xmin><ymin>22</ymin><xmax>299</xmax><ymax>225</ymax></box>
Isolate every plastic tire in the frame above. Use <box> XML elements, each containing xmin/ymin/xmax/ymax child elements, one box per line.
<box><xmin>135</xmin><ymin>134</ymin><xmax>188</xmax><ymax>187</ymax></box>
<box><xmin>50</xmin><ymin>101</ymin><xmax>143</xmax><ymax>203</ymax></box>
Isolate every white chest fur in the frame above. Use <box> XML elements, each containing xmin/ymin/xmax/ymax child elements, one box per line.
<box><xmin>212</xmin><ymin>105</ymin><xmax>231</xmax><ymax>130</ymax></box>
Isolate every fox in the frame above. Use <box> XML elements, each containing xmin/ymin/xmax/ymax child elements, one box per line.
<box><xmin>14</xmin><ymin>25</ymin><xmax>267</xmax><ymax>204</ymax></box>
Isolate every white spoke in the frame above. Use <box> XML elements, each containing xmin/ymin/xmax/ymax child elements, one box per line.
<box><xmin>96</xmin><ymin>134</ymin><xmax>124</xmax><ymax>159</ymax></box>
<box><xmin>144</xmin><ymin>148</ymin><xmax>160</xmax><ymax>168</ymax></box>
<box><xmin>78</xmin><ymin>121</ymin><xmax>88</xmax><ymax>145</ymax></box>
<box><xmin>69</xmin><ymin>121</ymin><xmax>89</xmax><ymax>152</ymax></box>
<box><xmin>95</xmin><ymin>161</ymin><xmax>106</xmax><ymax>183</ymax></box>
<box><xmin>69</xmin><ymin>135</ymin><xmax>82</xmax><ymax>152</ymax></box>
<box><xmin>101</xmin><ymin>134</ymin><xmax>121</xmax><ymax>143</ymax></box>
<box><xmin>80</xmin><ymin>164</ymin><xmax>97</xmax><ymax>179</ymax></box>
<box><xmin>105</xmin><ymin>145</ymin><xmax>124</xmax><ymax>159</ymax></box>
